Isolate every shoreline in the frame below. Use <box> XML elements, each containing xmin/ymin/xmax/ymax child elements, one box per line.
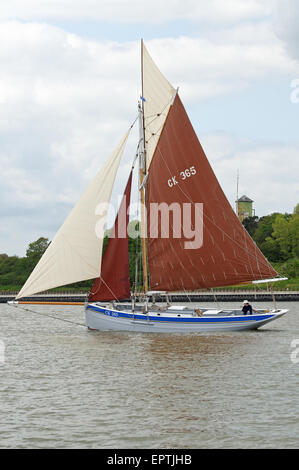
<box><xmin>1</xmin><ymin>291</ymin><xmax>299</xmax><ymax>303</ymax></box>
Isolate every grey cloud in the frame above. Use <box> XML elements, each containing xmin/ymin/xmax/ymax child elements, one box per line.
<box><xmin>273</xmin><ymin>0</ymin><xmax>299</xmax><ymax>62</ymax></box>
<box><xmin>0</xmin><ymin>17</ymin><xmax>298</xmax><ymax>256</ymax></box>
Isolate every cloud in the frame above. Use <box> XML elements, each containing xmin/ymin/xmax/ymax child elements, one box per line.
<box><xmin>0</xmin><ymin>22</ymin><xmax>140</xmax><ymax>254</ymax></box>
<box><xmin>0</xmin><ymin>0</ymin><xmax>273</xmax><ymax>24</ymax></box>
<box><xmin>0</xmin><ymin>16</ymin><xmax>298</xmax><ymax>256</ymax></box>
<box><xmin>200</xmin><ymin>133</ymin><xmax>299</xmax><ymax>217</ymax></box>
<box><xmin>272</xmin><ymin>0</ymin><xmax>299</xmax><ymax>62</ymax></box>
<box><xmin>0</xmin><ymin>22</ymin><xmax>139</xmax><ymax>182</ymax></box>
<box><xmin>145</xmin><ymin>26</ymin><xmax>298</xmax><ymax>103</ymax></box>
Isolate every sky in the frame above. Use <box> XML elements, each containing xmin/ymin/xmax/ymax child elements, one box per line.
<box><xmin>0</xmin><ymin>0</ymin><xmax>299</xmax><ymax>256</ymax></box>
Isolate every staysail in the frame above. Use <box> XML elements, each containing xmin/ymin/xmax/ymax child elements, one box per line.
<box><xmin>145</xmin><ymin>93</ymin><xmax>277</xmax><ymax>290</ymax></box>
<box><xmin>88</xmin><ymin>171</ymin><xmax>133</xmax><ymax>302</ymax></box>
<box><xmin>16</xmin><ymin>131</ymin><xmax>130</xmax><ymax>299</ymax></box>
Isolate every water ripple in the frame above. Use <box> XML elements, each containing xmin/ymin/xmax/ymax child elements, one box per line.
<box><xmin>1</xmin><ymin>301</ymin><xmax>298</xmax><ymax>448</ymax></box>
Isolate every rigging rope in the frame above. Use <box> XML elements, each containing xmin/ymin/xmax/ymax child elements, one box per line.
<box><xmin>8</xmin><ymin>303</ymin><xmax>86</xmax><ymax>328</ymax></box>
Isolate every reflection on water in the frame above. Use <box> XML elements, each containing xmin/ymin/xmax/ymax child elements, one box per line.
<box><xmin>0</xmin><ymin>301</ymin><xmax>298</xmax><ymax>448</ymax></box>
<box><xmin>146</xmin><ymin>332</ymin><xmax>249</xmax><ymax>357</ymax></box>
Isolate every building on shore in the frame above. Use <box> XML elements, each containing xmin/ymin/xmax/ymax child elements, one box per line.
<box><xmin>236</xmin><ymin>195</ymin><xmax>254</xmax><ymax>222</ymax></box>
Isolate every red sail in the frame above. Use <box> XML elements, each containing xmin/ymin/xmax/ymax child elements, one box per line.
<box><xmin>88</xmin><ymin>172</ymin><xmax>132</xmax><ymax>301</ymax></box>
<box><xmin>146</xmin><ymin>95</ymin><xmax>277</xmax><ymax>291</ymax></box>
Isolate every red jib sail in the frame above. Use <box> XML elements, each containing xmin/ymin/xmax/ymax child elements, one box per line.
<box><xmin>88</xmin><ymin>172</ymin><xmax>132</xmax><ymax>301</ymax></box>
<box><xmin>146</xmin><ymin>94</ymin><xmax>277</xmax><ymax>291</ymax></box>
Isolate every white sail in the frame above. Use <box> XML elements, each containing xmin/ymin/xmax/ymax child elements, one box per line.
<box><xmin>142</xmin><ymin>42</ymin><xmax>176</xmax><ymax>168</ymax></box>
<box><xmin>16</xmin><ymin>130</ymin><xmax>130</xmax><ymax>299</ymax></box>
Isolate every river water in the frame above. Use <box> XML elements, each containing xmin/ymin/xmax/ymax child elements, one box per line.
<box><xmin>0</xmin><ymin>300</ymin><xmax>298</xmax><ymax>449</ymax></box>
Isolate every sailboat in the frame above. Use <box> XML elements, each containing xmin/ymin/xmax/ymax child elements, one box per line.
<box><xmin>15</xmin><ymin>41</ymin><xmax>288</xmax><ymax>332</ymax></box>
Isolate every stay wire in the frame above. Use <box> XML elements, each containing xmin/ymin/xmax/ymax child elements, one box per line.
<box><xmin>8</xmin><ymin>303</ymin><xmax>86</xmax><ymax>328</ymax></box>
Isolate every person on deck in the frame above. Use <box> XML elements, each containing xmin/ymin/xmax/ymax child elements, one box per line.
<box><xmin>242</xmin><ymin>300</ymin><xmax>254</xmax><ymax>315</ymax></box>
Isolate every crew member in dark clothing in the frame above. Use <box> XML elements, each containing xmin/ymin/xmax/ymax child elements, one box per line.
<box><xmin>242</xmin><ymin>300</ymin><xmax>253</xmax><ymax>315</ymax></box>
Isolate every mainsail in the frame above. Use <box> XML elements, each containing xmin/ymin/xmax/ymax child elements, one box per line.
<box><xmin>88</xmin><ymin>171</ymin><xmax>132</xmax><ymax>302</ymax></box>
<box><xmin>145</xmin><ymin>93</ymin><xmax>277</xmax><ymax>290</ymax></box>
<box><xmin>16</xmin><ymin>131</ymin><xmax>130</xmax><ymax>299</ymax></box>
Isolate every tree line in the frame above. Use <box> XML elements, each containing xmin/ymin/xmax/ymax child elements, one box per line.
<box><xmin>242</xmin><ymin>203</ymin><xmax>299</xmax><ymax>278</ymax></box>
<box><xmin>1</xmin><ymin>205</ymin><xmax>298</xmax><ymax>292</ymax></box>
<box><xmin>0</xmin><ymin>230</ymin><xmax>143</xmax><ymax>292</ymax></box>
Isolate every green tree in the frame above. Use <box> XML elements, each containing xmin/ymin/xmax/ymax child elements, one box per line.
<box><xmin>259</xmin><ymin>236</ymin><xmax>282</xmax><ymax>262</ymax></box>
<box><xmin>25</xmin><ymin>237</ymin><xmax>50</xmax><ymax>272</ymax></box>
<box><xmin>272</xmin><ymin>214</ymin><xmax>292</xmax><ymax>260</ymax></box>
<box><xmin>293</xmin><ymin>203</ymin><xmax>299</xmax><ymax>215</ymax></box>
<box><xmin>275</xmin><ymin>258</ymin><xmax>299</xmax><ymax>278</ymax></box>
<box><xmin>289</xmin><ymin>213</ymin><xmax>299</xmax><ymax>258</ymax></box>
<box><xmin>26</xmin><ymin>237</ymin><xmax>50</xmax><ymax>259</ymax></box>
<box><xmin>253</xmin><ymin>213</ymin><xmax>280</xmax><ymax>246</ymax></box>
<box><xmin>242</xmin><ymin>216</ymin><xmax>259</xmax><ymax>237</ymax></box>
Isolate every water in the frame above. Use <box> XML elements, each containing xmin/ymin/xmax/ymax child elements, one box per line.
<box><xmin>0</xmin><ymin>301</ymin><xmax>299</xmax><ymax>449</ymax></box>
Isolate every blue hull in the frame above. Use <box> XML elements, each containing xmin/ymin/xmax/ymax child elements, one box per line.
<box><xmin>85</xmin><ymin>304</ymin><xmax>288</xmax><ymax>333</ymax></box>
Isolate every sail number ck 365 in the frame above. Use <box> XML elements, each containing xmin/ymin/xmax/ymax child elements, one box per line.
<box><xmin>168</xmin><ymin>166</ymin><xmax>196</xmax><ymax>187</ymax></box>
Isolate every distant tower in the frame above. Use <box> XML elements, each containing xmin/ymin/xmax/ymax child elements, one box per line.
<box><xmin>236</xmin><ymin>195</ymin><xmax>254</xmax><ymax>222</ymax></box>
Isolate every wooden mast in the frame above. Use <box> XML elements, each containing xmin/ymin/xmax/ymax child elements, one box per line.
<box><xmin>139</xmin><ymin>39</ymin><xmax>149</xmax><ymax>293</ymax></box>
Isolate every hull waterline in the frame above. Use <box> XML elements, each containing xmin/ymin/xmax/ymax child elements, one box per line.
<box><xmin>85</xmin><ymin>303</ymin><xmax>288</xmax><ymax>333</ymax></box>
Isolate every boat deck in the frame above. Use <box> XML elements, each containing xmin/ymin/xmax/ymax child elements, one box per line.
<box><xmin>95</xmin><ymin>302</ymin><xmax>272</xmax><ymax>318</ymax></box>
